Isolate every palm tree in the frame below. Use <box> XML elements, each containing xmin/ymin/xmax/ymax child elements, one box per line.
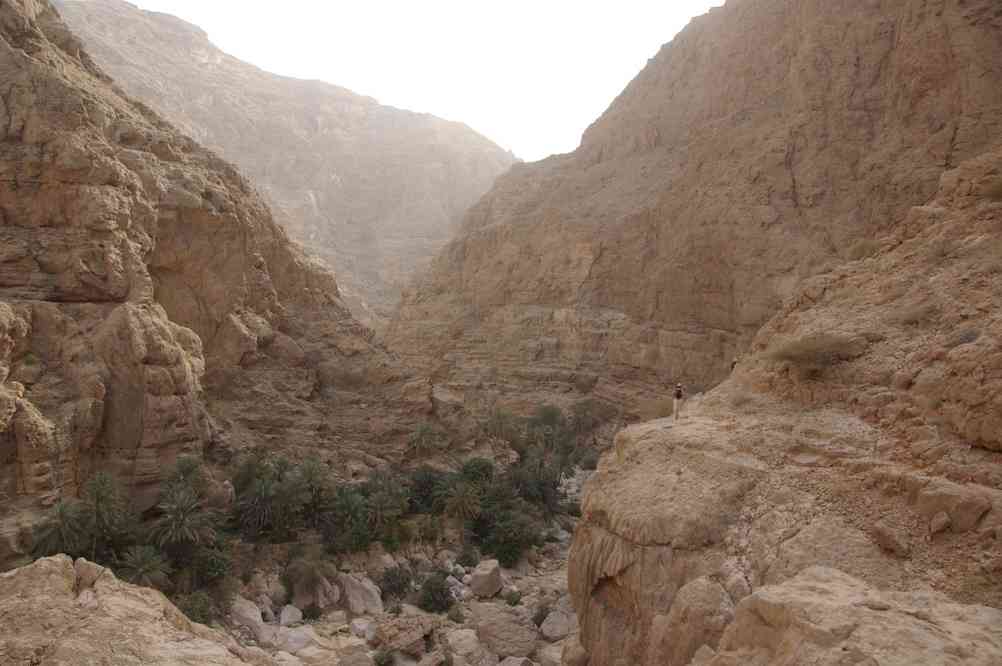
<box><xmin>32</xmin><ymin>500</ymin><xmax>88</xmax><ymax>558</ymax></box>
<box><xmin>149</xmin><ymin>484</ymin><xmax>217</xmax><ymax>558</ymax></box>
<box><xmin>166</xmin><ymin>455</ymin><xmax>206</xmax><ymax>494</ymax></box>
<box><xmin>236</xmin><ymin>475</ymin><xmax>277</xmax><ymax>538</ymax></box>
<box><xmin>117</xmin><ymin>545</ymin><xmax>172</xmax><ymax>590</ymax></box>
<box><xmin>297</xmin><ymin>457</ymin><xmax>331</xmax><ymax>529</ymax></box>
<box><xmin>367</xmin><ymin>488</ymin><xmax>406</xmax><ymax>533</ymax></box>
<box><xmin>82</xmin><ymin>472</ymin><xmax>129</xmax><ymax>561</ymax></box>
<box><xmin>407</xmin><ymin>424</ymin><xmax>441</xmax><ymax>458</ymax></box>
<box><xmin>444</xmin><ymin>482</ymin><xmax>482</xmax><ymax>544</ymax></box>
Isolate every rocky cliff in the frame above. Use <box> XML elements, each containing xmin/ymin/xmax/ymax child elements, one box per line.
<box><xmin>567</xmin><ymin>145</ymin><xmax>1002</xmax><ymax>665</ymax></box>
<box><xmin>387</xmin><ymin>0</ymin><xmax>1002</xmax><ymax>415</ymax></box>
<box><xmin>0</xmin><ymin>0</ymin><xmax>436</xmax><ymax>568</ymax></box>
<box><xmin>57</xmin><ymin>0</ymin><xmax>515</xmax><ymax>326</ymax></box>
<box><xmin>0</xmin><ymin>555</ymin><xmax>281</xmax><ymax>665</ymax></box>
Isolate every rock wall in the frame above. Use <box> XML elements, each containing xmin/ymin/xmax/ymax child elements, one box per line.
<box><xmin>387</xmin><ymin>0</ymin><xmax>1002</xmax><ymax>415</ymax></box>
<box><xmin>567</xmin><ymin>147</ymin><xmax>1002</xmax><ymax>665</ymax></box>
<box><xmin>0</xmin><ymin>0</ymin><xmax>436</xmax><ymax>568</ymax></box>
<box><xmin>57</xmin><ymin>0</ymin><xmax>515</xmax><ymax>326</ymax></box>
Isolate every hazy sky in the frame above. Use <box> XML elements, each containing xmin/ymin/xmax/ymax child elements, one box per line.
<box><xmin>129</xmin><ymin>0</ymin><xmax>724</xmax><ymax>161</ymax></box>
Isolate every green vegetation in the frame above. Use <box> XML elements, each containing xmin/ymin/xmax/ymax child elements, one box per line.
<box><xmin>380</xmin><ymin>566</ymin><xmax>412</xmax><ymax>601</ymax></box>
<box><xmin>418</xmin><ymin>571</ymin><xmax>454</xmax><ymax>613</ymax></box>
<box><xmin>117</xmin><ymin>545</ymin><xmax>172</xmax><ymax>590</ymax></box>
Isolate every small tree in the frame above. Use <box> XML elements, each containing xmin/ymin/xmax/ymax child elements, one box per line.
<box><xmin>149</xmin><ymin>483</ymin><xmax>217</xmax><ymax>562</ymax></box>
<box><xmin>417</xmin><ymin>572</ymin><xmax>453</xmax><ymax>613</ymax></box>
<box><xmin>32</xmin><ymin>500</ymin><xmax>89</xmax><ymax>559</ymax></box>
<box><xmin>117</xmin><ymin>545</ymin><xmax>172</xmax><ymax>590</ymax></box>
<box><xmin>408</xmin><ymin>423</ymin><xmax>443</xmax><ymax>458</ymax></box>
<box><xmin>82</xmin><ymin>472</ymin><xmax>131</xmax><ymax>562</ymax></box>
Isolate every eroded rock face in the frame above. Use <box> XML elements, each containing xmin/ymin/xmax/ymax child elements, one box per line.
<box><xmin>699</xmin><ymin>567</ymin><xmax>1002</xmax><ymax>665</ymax></box>
<box><xmin>0</xmin><ymin>0</ymin><xmax>438</xmax><ymax>568</ymax></box>
<box><xmin>57</xmin><ymin>0</ymin><xmax>515</xmax><ymax>326</ymax></box>
<box><xmin>387</xmin><ymin>0</ymin><xmax>1002</xmax><ymax>415</ymax></box>
<box><xmin>0</xmin><ymin>555</ymin><xmax>278</xmax><ymax>665</ymax></box>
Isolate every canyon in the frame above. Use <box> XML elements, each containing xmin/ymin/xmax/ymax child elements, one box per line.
<box><xmin>2</xmin><ymin>0</ymin><xmax>1002</xmax><ymax>665</ymax></box>
<box><xmin>57</xmin><ymin>0</ymin><xmax>515</xmax><ymax>326</ymax></box>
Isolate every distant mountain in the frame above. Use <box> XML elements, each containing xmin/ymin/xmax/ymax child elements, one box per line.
<box><xmin>58</xmin><ymin>0</ymin><xmax>516</xmax><ymax>326</ymax></box>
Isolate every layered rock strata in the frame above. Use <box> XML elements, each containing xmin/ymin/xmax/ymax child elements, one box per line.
<box><xmin>388</xmin><ymin>0</ymin><xmax>1002</xmax><ymax>414</ymax></box>
<box><xmin>0</xmin><ymin>0</ymin><xmax>435</xmax><ymax>568</ymax></box>
<box><xmin>58</xmin><ymin>0</ymin><xmax>515</xmax><ymax>325</ymax></box>
<box><xmin>568</xmin><ymin>147</ymin><xmax>1002</xmax><ymax>665</ymax></box>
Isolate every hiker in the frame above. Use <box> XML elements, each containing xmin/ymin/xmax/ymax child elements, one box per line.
<box><xmin>673</xmin><ymin>382</ymin><xmax>685</xmax><ymax>422</ymax></box>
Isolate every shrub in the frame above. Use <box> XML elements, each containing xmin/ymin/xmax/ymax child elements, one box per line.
<box><xmin>460</xmin><ymin>458</ymin><xmax>495</xmax><ymax>487</ymax></box>
<box><xmin>408</xmin><ymin>423</ymin><xmax>444</xmax><ymax>458</ymax></box>
<box><xmin>192</xmin><ymin>545</ymin><xmax>231</xmax><ymax>585</ymax></box>
<box><xmin>766</xmin><ymin>333</ymin><xmax>865</xmax><ymax>377</ymax></box>
<box><xmin>373</xmin><ymin>651</ymin><xmax>394</xmax><ymax>666</ymax></box>
<box><xmin>578</xmin><ymin>448</ymin><xmax>600</xmax><ymax>471</ymax></box>
<box><xmin>302</xmin><ymin>604</ymin><xmax>322</xmax><ymax>621</ymax></box>
<box><xmin>481</xmin><ymin>511</ymin><xmax>542</xmax><ymax>568</ymax></box>
<box><xmin>504</xmin><ymin>589</ymin><xmax>522</xmax><ymax>606</ymax></box>
<box><xmin>285</xmin><ymin>545</ymin><xmax>338</xmax><ymax>596</ymax></box>
<box><xmin>116</xmin><ymin>545</ymin><xmax>172</xmax><ymax>590</ymax></box>
<box><xmin>173</xmin><ymin>591</ymin><xmax>217</xmax><ymax>625</ymax></box>
<box><xmin>150</xmin><ymin>483</ymin><xmax>218</xmax><ymax>561</ymax></box>
<box><xmin>387</xmin><ymin>601</ymin><xmax>403</xmax><ymax>616</ymax></box>
<box><xmin>166</xmin><ymin>455</ymin><xmax>207</xmax><ymax>495</ymax></box>
<box><xmin>32</xmin><ymin>500</ymin><xmax>89</xmax><ymax>559</ymax></box>
<box><xmin>444</xmin><ymin>482</ymin><xmax>483</xmax><ymax>525</ymax></box>
<box><xmin>408</xmin><ymin>467</ymin><xmax>450</xmax><ymax>515</ymax></box>
<box><xmin>447</xmin><ymin>605</ymin><xmax>465</xmax><ymax>624</ymax></box>
<box><xmin>322</xmin><ymin>486</ymin><xmax>372</xmax><ymax>553</ymax></box>
<box><xmin>417</xmin><ymin>572</ymin><xmax>454</xmax><ymax>613</ymax></box>
<box><xmin>380</xmin><ymin>566</ymin><xmax>413</xmax><ymax>601</ymax></box>
<box><xmin>457</xmin><ymin>545</ymin><xmax>480</xmax><ymax>569</ymax></box>
<box><xmin>81</xmin><ymin>472</ymin><xmax>134</xmax><ymax>562</ymax></box>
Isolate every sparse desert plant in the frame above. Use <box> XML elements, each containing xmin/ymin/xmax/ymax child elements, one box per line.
<box><xmin>504</xmin><ymin>588</ymin><xmax>522</xmax><ymax>606</ymax></box>
<box><xmin>417</xmin><ymin>572</ymin><xmax>454</xmax><ymax>613</ymax></box>
<box><xmin>459</xmin><ymin>458</ymin><xmax>495</xmax><ymax>487</ymax></box>
<box><xmin>116</xmin><ymin>545</ymin><xmax>172</xmax><ymax>590</ymax></box>
<box><xmin>766</xmin><ymin>333</ymin><xmax>865</xmax><ymax>377</ymax></box>
<box><xmin>457</xmin><ymin>545</ymin><xmax>480</xmax><ymax>569</ymax></box>
<box><xmin>380</xmin><ymin>566</ymin><xmax>413</xmax><ymax>601</ymax></box>
<box><xmin>373</xmin><ymin>650</ymin><xmax>394</xmax><ymax>666</ymax></box>
<box><xmin>173</xmin><ymin>590</ymin><xmax>217</xmax><ymax>625</ymax></box>
<box><xmin>408</xmin><ymin>423</ymin><xmax>444</xmax><ymax>458</ymax></box>
<box><xmin>302</xmin><ymin>604</ymin><xmax>322</xmax><ymax>621</ymax></box>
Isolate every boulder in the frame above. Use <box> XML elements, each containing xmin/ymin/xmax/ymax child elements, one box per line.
<box><xmin>561</xmin><ymin>635</ymin><xmax>588</xmax><ymax>666</ymax></box>
<box><xmin>293</xmin><ymin>575</ymin><xmax>340</xmax><ymax>611</ymax></box>
<box><xmin>373</xmin><ymin>615</ymin><xmax>441</xmax><ymax>658</ymax></box>
<box><xmin>536</xmin><ymin>642</ymin><xmax>563</xmax><ymax>666</ymax></box>
<box><xmin>470</xmin><ymin>559</ymin><xmax>503</xmax><ymax>599</ymax></box>
<box><xmin>339</xmin><ymin>573</ymin><xmax>384</xmax><ymax>615</ymax></box>
<box><xmin>350</xmin><ymin>618</ymin><xmax>377</xmax><ymax>642</ymax></box>
<box><xmin>445</xmin><ymin>628</ymin><xmax>498</xmax><ymax>666</ymax></box>
<box><xmin>279</xmin><ymin>604</ymin><xmax>303</xmax><ymax>626</ymax></box>
<box><xmin>872</xmin><ymin>520</ymin><xmax>911</xmax><ymax>557</ymax></box>
<box><xmin>471</xmin><ymin>602</ymin><xmax>538</xmax><ymax>658</ymax></box>
<box><xmin>930</xmin><ymin>511</ymin><xmax>952</xmax><ymax>535</ymax></box>
<box><xmin>273</xmin><ymin>625</ymin><xmax>324</xmax><ymax>654</ymax></box>
<box><xmin>539</xmin><ymin>610</ymin><xmax>575</xmax><ymax>642</ymax></box>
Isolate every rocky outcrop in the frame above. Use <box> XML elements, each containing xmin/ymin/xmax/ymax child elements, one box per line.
<box><xmin>57</xmin><ymin>0</ymin><xmax>515</xmax><ymax>326</ymax></box>
<box><xmin>697</xmin><ymin>567</ymin><xmax>1002</xmax><ymax>665</ymax></box>
<box><xmin>0</xmin><ymin>0</ymin><xmax>438</xmax><ymax>568</ymax></box>
<box><xmin>568</xmin><ymin>146</ymin><xmax>1002</xmax><ymax>665</ymax></box>
<box><xmin>388</xmin><ymin>0</ymin><xmax>1002</xmax><ymax>415</ymax></box>
<box><xmin>0</xmin><ymin>555</ymin><xmax>278</xmax><ymax>665</ymax></box>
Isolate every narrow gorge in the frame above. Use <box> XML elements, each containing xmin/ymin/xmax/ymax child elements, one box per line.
<box><xmin>3</xmin><ymin>0</ymin><xmax>1002</xmax><ymax>665</ymax></box>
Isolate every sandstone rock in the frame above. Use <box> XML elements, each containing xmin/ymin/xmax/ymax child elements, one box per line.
<box><xmin>445</xmin><ymin>628</ymin><xmax>498</xmax><ymax>666</ymax></box>
<box><xmin>0</xmin><ymin>556</ymin><xmax>278</xmax><ymax>664</ymax></box>
<box><xmin>470</xmin><ymin>559</ymin><xmax>503</xmax><ymax>598</ymax></box>
<box><xmin>706</xmin><ymin>567</ymin><xmax>1002</xmax><ymax>665</ymax></box>
<box><xmin>231</xmin><ymin>595</ymin><xmax>271</xmax><ymax>644</ymax></box>
<box><xmin>272</xmin><ymin>625</ymin><xmax>324</xmax><ymax>654</ymax></box>
<box><xmin>373</xmin><ymin>615</ymin><xmax>441</xmax><ymax>658</ymax></box>
<box><xmin>350</xmin><ymin>618</ymin><xmax>377</xmax><ymax>642</ymax></box>
<box><xmin>60</xmin><ymin>0</ymin><xmax>514</xmax><ymax>326</ymax></box>
<box><xmin>872</xmin><ymin>520</ymin><xmax>910</xmax><ymax>557</ymax></box>
<box><xmin>536</xmin><ymin>642</ymin><xmax>563</xmax><ymax>666</ymax></box>
<box><xmin>339</xmin><ymin>573</ymin><xmax>384</xmax><ymax>615</ymax></box>
<box><xmin>279</xmin><ymin>604</ymin><xmax>303</xmax><ymax>626</ymax></box>
<box><xmin>560</xmin><ymin>636</ymin><xmax>588</xmax><ymax>666</ymax></box>
<box><xmin>539</xmin><ymin>609</ymin><xmax>575</xmax><ymax>642</ymax></box>
<box><xmin>644</xmin><ymin>577</ymin><xmax>734</xmax><ymax>665</ymax></box>
<box><xmin>471</xmin><ymin>602</ymin><xmax>538</xmax><ymax>658</ymax></box>
<box><xmin>292</xmin><ymin>575</ymin><xmax>340</xmax><ymax>611</ymax></box>
<box><xmin>930</xmin><ymin>511</ymin><xmax>952</xmax><ymax>535</ymax></box>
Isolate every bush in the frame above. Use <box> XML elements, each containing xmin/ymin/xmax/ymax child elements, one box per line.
<box><xmin>766</xmin><ymin>333</ymin><xmax>865</xmax><ymax>377</ymax></box>
<box><xmin>408</xmin><ymin>467</ymin><xmax>450</xmax><ymax>515</ymax></box>
<box><xmin>380</xmin><ymin>566</ymin><xmax>413</xmax><ymax>601</ymax></box>
<box><xmin>285</xmin><ymin>545</ymin><xmax>338</xmax><ymax>596</ymax></box>
<box><xmin>447</xmin><ymin>605</ymin><xmax>465</xmax><ymax>624</ymax></box>
<box><xmin>418</xmin><ymin>572</ymin><xmax>454</xmax><ymax>613</ymax></box>
<box><xmin>504</xmin><ymin>589</ymin><xmax>522</xmax><ymax>606</ymax></box>
<box><xmin>481</xmin><ymin>511</ymin><xmax>542</xmax><ymax>568</ymax></box>
<box><xmin>457</xmin><ymin>545</ymin><xmax>480</xmax><ymax>569</ymax></box>
<box><xmin>173</xmin><ymin>591</ymin><xmax>217</xmax><ymax>625</ymax></box>
<box><xmin>302</xmin><ymin>604</ymin><xmax>322</xmax><ymax>621</ymax></box>
<box><xmin>192</xmin><ymin>545</ymin><xmax>231</xmax><ymax>586</ymax></box>
<box><xmin>578</xmin><ymin>448</ymin><xmax>600</xmax><ymax>471</ymax></box>
<box><xmin>460</xmin><ymin>458</ymin><xmax>495</xmax><ymax>487</ymax></box>
<box><xmin>116</xmin><ymin>545</ymin><xmax>172</xmax><ymax>590</ymax></box>
<box><xmin>321</xmin><ymin>486</ymin><xmax>372</xmax><ymax>554</ymax></box>
<box><xmin>373</xmin><ymin>651</ymin><xmax>394</xmax><ymax>666</ymax></box>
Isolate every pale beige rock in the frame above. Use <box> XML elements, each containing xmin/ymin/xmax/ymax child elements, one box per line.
<box><xmin>445</xmin><ymin>628</ymin><xmax>498</xmax><ymax>666</ymax></box>
<box><xmin>470</xmin><ymin>602</ymin><xmax>538</xmax><ymax>659</ymax></box>
<box><xmin>470</xmin><ymin>559</ymin><xmax>503</xmax><ymax>599</ymax></box>
<box><xmin>339</xmin><ymin>572</ymin><xmax>384</xmax><ymax>616</ymax></box>
<box><xmin>0</xmin><ymin>555</ymin><xmax>279</xmax><ymax>664</ymax></box>
<box><xmin>644</xmin><ymin>577</ymin><xmax>733</xmax><ymax>665</ymax></box>
<box><xmin>539</xmin><ymin>610</ymin><xmax>574</xmax><ymax>642</ymax></box>
<box><xmin>706</xmin><ymin>567</ymin><xmax>1002</xmax><ymax>665</ymax></box>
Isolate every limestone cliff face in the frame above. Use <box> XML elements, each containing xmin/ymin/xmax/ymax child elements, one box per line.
<box><xmin>567</xmin><ymin>147</ymin><xmax>1002</xmax><ymax>665</ymax></box>
<box><xmin>0</xmin><ymin>0</ymin><xmax>433</xmax><ymax>568</ymax></box>
<box><xmin>388</xmin><ymin>0</ymin><xmax>1002</xmax><ymax>414</ymax></box>
<box><xmin>57</xmin><ymin>0</ymin><xmax>515</xmax><ymax>327</ymax></box>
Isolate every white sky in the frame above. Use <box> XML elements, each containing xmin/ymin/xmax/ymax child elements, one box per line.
<box><xmin>129</xmin><ymin>0</ymin><xmax>724</xmax><ymax>161</ymax></box>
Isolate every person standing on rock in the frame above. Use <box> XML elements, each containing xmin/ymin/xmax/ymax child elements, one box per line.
<box><xmin>673</xmin><ymin>383</ymin><xmax>685</xmax><ymax>423</ymax></box>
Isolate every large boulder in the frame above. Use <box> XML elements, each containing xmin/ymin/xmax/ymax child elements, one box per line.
<box><xmin>470</xmin><ymin>602</ymin><xmax>539</xmax><ymax>658</ymax></box>
<box><xmin>445</xmin><ymin>628</ymin><xmax>498</xmax><ymax>666</ymax></box>
<box><xmin>338</xmin><ymin>573</ymin><xmax>384</xmax><ymax>615</ymax></box>
<box><xmin>469</xmin><ymin>559</ymin><xmax>503</xmax><ymax>599</ymax></box>
<box><xmin>539</xmin><ymin>609</ymin><xmax>575</xmax><ymax>642</ymax></box>
<box><xmin>279</xmin><ymin>604</ymin><xmax>303</xmax><ymax>626</ymax></box>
